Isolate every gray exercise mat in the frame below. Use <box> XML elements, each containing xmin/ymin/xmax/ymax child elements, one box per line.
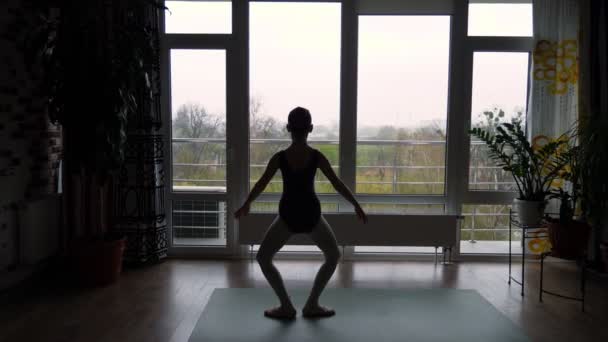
<box><xmin>189</xmin><ymin>288</ymin><xmax>529</xmax><ymax>342</ymax></box>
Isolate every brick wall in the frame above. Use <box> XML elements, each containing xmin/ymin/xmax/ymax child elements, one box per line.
<box><xmin>0</xmin><ymin>0</ymin><xmax>62</xmax><ymax>271</ymax></box>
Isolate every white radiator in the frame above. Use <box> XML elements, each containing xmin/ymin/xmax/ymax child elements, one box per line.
<box><xmin>239</xmin><ymin>213</ymin><xmax>460</xmax><ymax>249</ymax></box>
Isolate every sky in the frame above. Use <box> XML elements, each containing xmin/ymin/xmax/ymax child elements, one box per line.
<box><xmin>166</xmin><ymin>1</ymin><xmax>532</xmax><ymax>130</ymax></box>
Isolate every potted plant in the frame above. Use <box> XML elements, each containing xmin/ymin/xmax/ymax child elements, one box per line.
<box><xmin>579</xmin><ymin>114</ymin><xmax>608</xmax><ymax>270</ymax></box>
<box><xmin>545</xmin><ymin>133</ymin><xmax>591</xmax><ymax>259</ymax></box>
<box><xmin>470</xmin><ymin>120</ymin><xmax>570</xmax><ymax>226</ymax></box>
<box><xmin>20</xmin><ymin>0</ymin><xmax>164</xmax><ymax>286</ymax></box>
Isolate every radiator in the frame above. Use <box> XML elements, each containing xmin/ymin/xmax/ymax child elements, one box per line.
<box><xmin>239</xmin><ymin>213</ymin><xmax>460</xmax><ymax>249</ymax></box>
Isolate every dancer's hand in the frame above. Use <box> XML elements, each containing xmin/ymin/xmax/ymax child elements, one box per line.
<box><xmin>355</xmin><ymin>205</ymin><xmax>368</xmax><ymax>224</ymax></box>
<box><xmin>234</xmin><ymin>202</ymin><xmax>250</xmax><ymax>219</ymax></box>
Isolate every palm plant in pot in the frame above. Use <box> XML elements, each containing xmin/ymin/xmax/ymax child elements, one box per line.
<box><xmin>21</xmin><ymin>0</ymin><xmax>164</xmax><ymax>285</ymax></box>
<box><xmin>470</xmin><ymin>120</ymin><xmax>570</xmax><ymax>226</ymax></box>
<box><xmin>545</xmin><ymin>133</ymin><xmax>591</xmax><ymax>259</ymax></box>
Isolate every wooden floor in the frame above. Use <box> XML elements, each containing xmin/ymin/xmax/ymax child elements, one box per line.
<box><xmin>1</xmin><ymin>258</ymin><xmax>607</xmax><ymax>342</ymax></box>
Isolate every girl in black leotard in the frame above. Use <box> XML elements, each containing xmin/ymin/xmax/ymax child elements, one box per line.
<box><xmin>277</xmin><ymin>148</ymin><xmax>321</xmax><ymax>233</ymax></box>
<box><xmin>235</xmin><ymin>107</ymin><xmax>368</xmax><ymax>320</ymax></box>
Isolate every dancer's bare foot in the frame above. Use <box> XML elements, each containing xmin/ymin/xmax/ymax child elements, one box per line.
<box><xmin>264</xmin><ymin>305</ymin><xmax>297</xmax><ymax>320</ymax></box>
<box><xmin>302</xmin><ymin>304</ymin><xmax>335</xmax><ymax>318</ymax></box>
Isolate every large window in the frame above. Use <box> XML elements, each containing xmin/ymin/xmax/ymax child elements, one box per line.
<box><xmin>468</xmin><ymin>2</ymin><xmax>533</xmax><ymax>37</ymax></box>
<box><xmin>468</xmin><ymin>52</ymin><xmax>530</xmax><ymax>191</ymax></box>
<box><xmin>171</xmin><ymin>50</ymin><xmax>227</xmax><ymax>192</ymax></box>
<box><xmin>249</xmin><ymin>2</ymin><xmax>341</xmax><ymax>195</ymax></box>
<box><xmin>164</xmin><ymin>1</ymin><xmax>232</xmax><ymax>34</ymax></box>
<box><xmin>169</xmin><ymin>50</ymin><xmax>228</xmax><ymax>247</ymax></box>
<box><xmin>247</xmin><ymin>2</ymin><xmax>341</xmax><ymax>253</ymax></box>
<box><xmin>356</xmin><ymin>16</ymin><xmax>450</xmax><ymax>195</ymax></box>
<box><xmin>462</xmin><ymin>1</ymin><xmax>533</xmax><ymax>255</ymax></box>
<box><xmin>162</xmin><ymin>1</ymin><xmax>536</xmax><ymax>257</ymax></box>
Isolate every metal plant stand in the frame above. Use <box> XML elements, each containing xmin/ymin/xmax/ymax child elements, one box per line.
<box><xmin>539</xmin><ymin>251</ymin><xmax>587</xmax><ymax>312</ymax></box>
<box><xmin>508</xmin><ymin>209</ymin><xmax>549</xmax><ymax>296</ymax></box>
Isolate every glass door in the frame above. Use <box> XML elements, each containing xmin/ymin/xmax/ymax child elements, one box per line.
<box><xmin>163</xmin><ymin>1</ymin><xmax>236</xmax><ymax>255</ymax></box>
<box><xmin>461</xmin><ymin>1</ymin><xmax>534</xmax><ymax>255</ymax></box>
<box><xmin>170</xmin><ymin>49</ymin><xmax>229</xmax><ymax>248</ymax></box>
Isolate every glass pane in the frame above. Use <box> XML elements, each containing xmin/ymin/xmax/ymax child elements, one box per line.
<box><xmin>460</xmin><ymin>204</ymin><xmax>520</xmax><ymax>254</ymax></box>
<box><xmin>250</xmin><ymin>244</ymin><xmax>323</xmax><ymax>253</ymax></box>
<box><xmin>356</xmin><ymin>246</ymin><xmax>442</xmax><ymax>254</ymax></box>
<box><xmin>469</xmin><ymin>52</ymin><xmax>529</xmax><ymax>191</ymax></box>
<box><xmin>165</xmin><ymin>1</ymin><xmax>231</xmax><ymax>34</ymax></box>
<box><xmin>249</xmin><ymin>2</ymin><xmax>341</xmax><ymax>194</ymax></box>
<box><xmin>171</xmin><ymin>50</ymin><xmax>226</xmax><ymax>192</ymax></box>
<box><xmin>355</xmin><ymin>204</ymin><xmax>445</xmax><ymax>253</ymax></box>
<box><xmin>468</xmin><ymin>3</ymin><xmax>533</xmax><ymax>37</ymax></box>
<box><xmin>359</xmin><ymin>203</ymin><xmax>444</xmax><ymax>214</ymax></box>
<box><xmin>172</xmin><ymin>200</ymin><xmax>227</xmax><ymax>246</ymax></box>
<box><xmin>357</xmin><ymin>16</ymin><xmax>450</xmax><ymax>195</ymax></box>
<box><xmin>251</xmin><ymin>201</ymin><xmax>339</xmax><ymax>213</ymax></box>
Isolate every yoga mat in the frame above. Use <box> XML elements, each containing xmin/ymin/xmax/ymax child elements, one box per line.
<box><xmin>189</xmin><ymin>288</ymin><xmax>529</xmax><ymax>342</ymax></box>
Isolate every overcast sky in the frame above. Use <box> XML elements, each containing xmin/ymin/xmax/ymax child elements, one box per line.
<box><xmin>166</xmin><ymin>2</ymin><xmax>532</xmax><ymax>129</ymax></box>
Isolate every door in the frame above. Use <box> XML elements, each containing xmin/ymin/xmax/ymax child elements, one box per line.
<box><xmin>162</xmin><ymin>1</ymin><xmax>237</xmax><ymax>256</ymax></box>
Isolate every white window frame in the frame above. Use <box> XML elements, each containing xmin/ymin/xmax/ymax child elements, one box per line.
<box><xmin>161</xmin><ymin>0</ymin><xmax>248</xmax><ymax>257</ymax></box>
<box><xmin>161</xmin><ymin>0</ymin><xmax>534</xmax><ymax>260</ymax></box>
<box><xmin>458</xmin><ymin>1</ymin><xmax>534</xmax><ymax>258</ymax></box>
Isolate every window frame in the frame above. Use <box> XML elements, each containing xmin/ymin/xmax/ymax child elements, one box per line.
<box><xmin>461</xmin><ymin>37</ymin><xmax>534</xmax><ymax>206</ymax></box>
<box><xmin>353</xmin><ymin>13</ymin><xmax>452</xmax><ymax>199</ymax></box>
<box><xmin>458</xmin><ymin>1</ymin><xmax>534</xmax><ymax>255</ymax></box>
<box><xmin>247</xmin><ymin>1</ymin><xmax>343</xmax><ymax>197</ymax></box>
<box><xmin>161</xmin><ymin>0</ymin><xmax>246</xmax><ymax>257</ymax></box>
<box><xmin>160</xmin><ymin>0</ymin><xmax>535</xmax><ymax>259</ymax></box>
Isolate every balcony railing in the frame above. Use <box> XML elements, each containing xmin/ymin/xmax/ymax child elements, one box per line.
<box><xmin>171</xmin><ymin>137</ymin><xmax>517</xmax><ymax>243</ymax></box>
<box><xmin>172</xmin><ymin>137</ymin><xmax>516</xmax><ymax>191</ymax></box>
<box><xmin>170</xmin><ymin>199</ymin><xmax>518</xmax><ymax>247</ymax></box>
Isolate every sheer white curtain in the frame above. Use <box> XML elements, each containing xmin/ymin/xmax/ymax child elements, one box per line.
<box><xmin>527</xmin><ymin>0</ymin><xmax>579</xmax><ymax>138</ymax></box>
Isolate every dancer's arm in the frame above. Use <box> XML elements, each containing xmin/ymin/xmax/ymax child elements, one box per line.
<box><xmin>234</xmin><ymin>153</ymin><xmax>280</xmax><ymax>218</ymax></box>
<box><xmin>318</xmin><ymin>152</ymin><xmax>368</xmax><ymax>223</ymax></box>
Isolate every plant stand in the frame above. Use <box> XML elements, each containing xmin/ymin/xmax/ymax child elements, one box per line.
<box><xmin>508</xmin><ymin>209</ymin><xmax>550</xmax><ymax>296</ymax></box>
<box><xmin>539</xmin><ymin>252</ymin><xmax>587</xmax><ymax>312</ymax></box>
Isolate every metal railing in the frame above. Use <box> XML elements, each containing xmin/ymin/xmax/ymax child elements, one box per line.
<box><xmin>171</xmin><ymin>138</ymin><xmax>517</xmax><ymax>242</ymax></box>
<box><xmin>172</xmin><ymin>202</ymin><xmax>227</xmax><ymax>244</ymax></box>
<box><xmin>171</xmin><ymin>200</ymin><xmax>516</xmax><ymax>243</ymax></box>
<box><xmin>463</xmin><ymin>210</ymin><xmax>514</xmax><ymax>243</ymax></box>
<box><xmin>172</xmin><ymin>137</ymin><xmax>515</xmax><ymax>190</ymax></box>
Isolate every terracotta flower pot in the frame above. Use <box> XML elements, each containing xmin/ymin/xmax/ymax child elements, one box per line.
<box><xmin>71</xmin><ymin>237</ymin><xmax>126</xmax><ymax>287</ymax></box>
<box><xmin>547</xmin><ymin>219</ymin><xmax>591</xmax><ymax>260</ymax></box>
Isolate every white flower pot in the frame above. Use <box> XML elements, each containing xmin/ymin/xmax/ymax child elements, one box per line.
<box><xmin>513</xmin><ymin>199</ymin><xmax>546</xmax><ymax>226</ymax></box>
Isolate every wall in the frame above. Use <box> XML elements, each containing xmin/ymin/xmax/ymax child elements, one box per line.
<box><xmin>0</xmin><ymin>0</ymin><xmax>62</xmax><ymax>273</ymax></box>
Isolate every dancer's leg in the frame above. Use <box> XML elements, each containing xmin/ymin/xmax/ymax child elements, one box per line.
<box><xmin>256</xmin><ymin>217</ymin><xmax>295</xmax><ymax>319</ymax></box>
<box><xmin>303</xmin><ymin>216</ymin><xmax>340</xmax><ymax>317</ymax></box>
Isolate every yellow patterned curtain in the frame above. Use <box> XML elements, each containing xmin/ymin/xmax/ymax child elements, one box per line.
<box><xmin>533</xmin><ymin>39</ymin><xmax>578</xmax><ymax>96</ymax></box>
<box><xmin>525</xmin><ymin>0</ymin><xmax>580</xmax><ymax>255</ymax></box>
<box><xmin>527</xmin><ymin>0</ymin><xmax>579</xmax><ymax>139</ymax></box>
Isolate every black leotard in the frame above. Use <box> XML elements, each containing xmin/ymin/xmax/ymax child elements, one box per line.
<box><xmin>278</xmin><ymin>149</ymin><xmax>322</xmax><ymax>233</ymax></box>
